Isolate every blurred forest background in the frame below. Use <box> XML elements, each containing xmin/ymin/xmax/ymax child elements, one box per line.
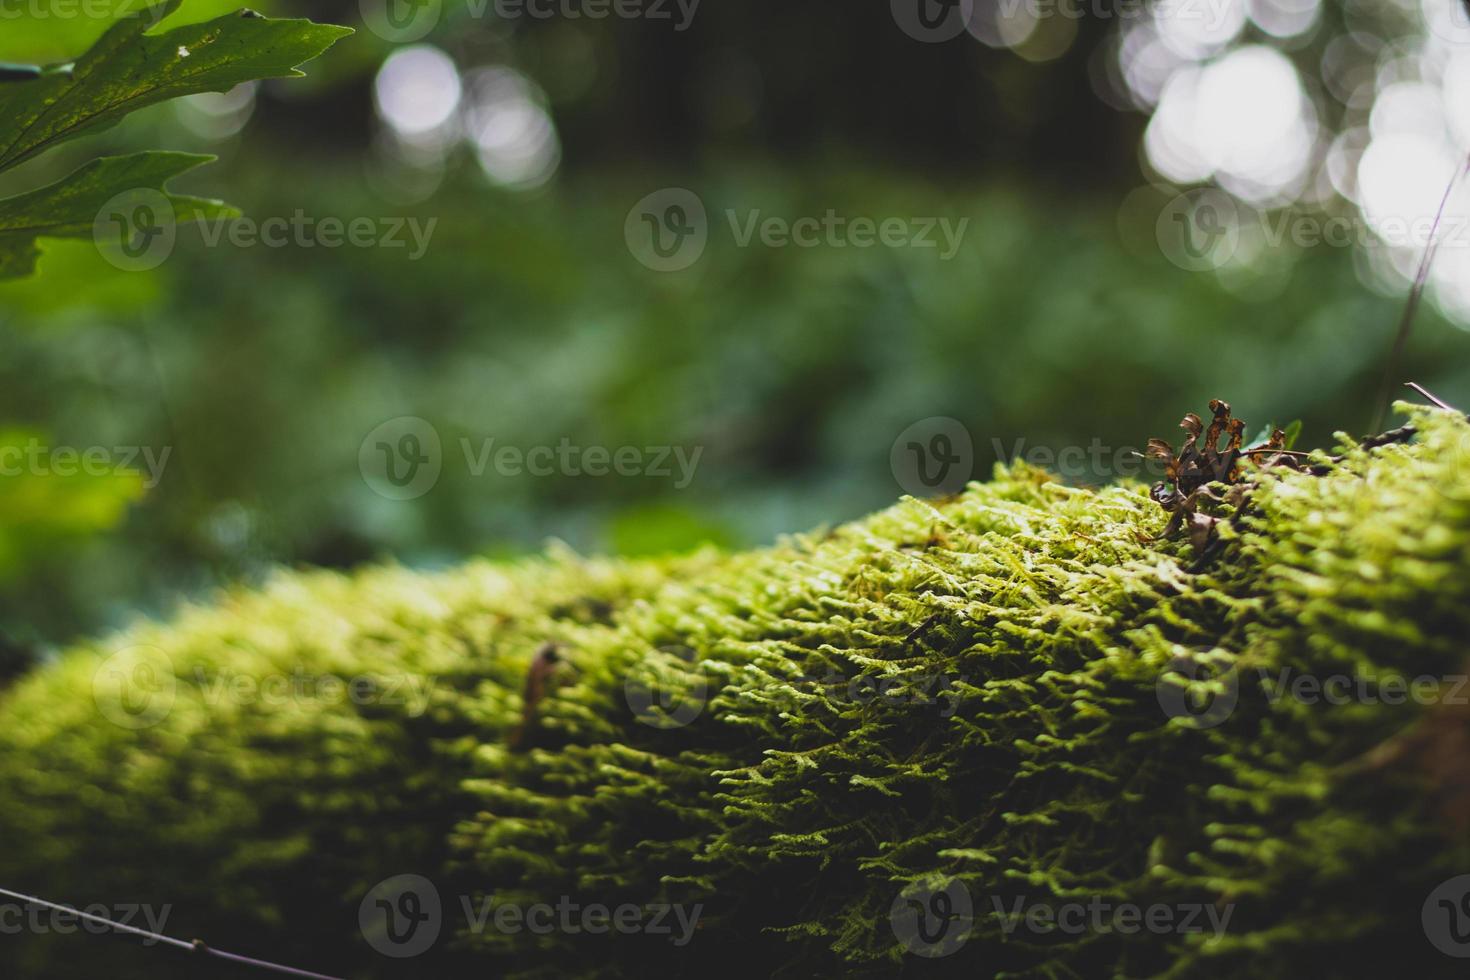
<box><xmin>2</xmin><ymin>0</ymin><xmax>1470</xmax><ymax>676</ymax></box>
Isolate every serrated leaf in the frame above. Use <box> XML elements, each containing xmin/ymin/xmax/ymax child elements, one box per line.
<box><xmin>0</xmin><ymin>152</ymin><xmax>236</xmax><ymax>279</ymax></box>
<box><xmin>0</xmin><ymin>0</ymin><xmax>353</xmax><ymax>174</ymax></box>
<box><xmin>0</xmin><ymin>0</ymin><xmax>252</xmax><ymax>63</ymax></box>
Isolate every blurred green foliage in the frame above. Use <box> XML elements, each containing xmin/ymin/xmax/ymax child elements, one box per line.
<box><xmin>1</xmin><ymin>2</ymin><xmax>1467</xmax><ymax>665</ymax></box>
<box><xmin>0</xmin><ymin>1</ymin><xmax>347</xmax><ymax>662</ymax></box>
<box><xmin>4</xmin><ymin>143</ymin><xmax>1468</xmax><ymax>653</ymax></box>
<box><xmin>0</xmin><ymin>428</ymin><xmax>143</xmax><ymax>573</ymax></box>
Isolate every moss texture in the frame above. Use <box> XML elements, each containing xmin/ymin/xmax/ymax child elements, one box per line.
<box><xmin>3</xmin><ymin>406</ymin><xmax>1469</xmax><ymax>978</ymax></box>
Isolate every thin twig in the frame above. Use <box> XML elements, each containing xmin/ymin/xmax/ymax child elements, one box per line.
<box><xmin>1239</xmin><ymin>448</ymin><xmax>1315</xmax><ymax>458</ymax></box>
<box><xmin>1405</xmin><ymin>381</ymin><xmax>1460</xmax><ymax>413</ymax></box>
<box><xmin>0</xmin><ymin>887</ymin><xmax>345</xmax><ymax>979</ymax></box>
<box><xmin>1372</xmin><ymin>152</ymin><xmax>1470</xmax><ymax>434</ymax></box>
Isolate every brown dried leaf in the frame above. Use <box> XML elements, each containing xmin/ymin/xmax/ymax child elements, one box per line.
<box><xmin>1187</xmin><ymin>510</ymin><xmax>1217</xmax><ymax>552</ymax></box>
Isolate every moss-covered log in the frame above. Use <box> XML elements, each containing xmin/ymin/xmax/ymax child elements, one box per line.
<box><xmin>3</xmin><ymin>406</ymin><xmax>1470</xmax><ymax>978</ymax></box>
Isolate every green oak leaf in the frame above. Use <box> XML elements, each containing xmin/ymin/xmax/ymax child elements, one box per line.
<box><xmin>0</xmin><ymin>1</ymin><xmax>352</xmax><ymax>173</ymax></box>
<box><xmin>0</xmin><ymin>152</ymin><xmax>236</xmax><ymax>279</ymax></box>
<box><xmin>0</xmin><ymin>1</ymin><xmax>348</xmax><ymax>279</ymax></box>
<box><xmin>0</xmin><ymin>0</ymin><xmax>254</xmax><ymax>63</ymax></box>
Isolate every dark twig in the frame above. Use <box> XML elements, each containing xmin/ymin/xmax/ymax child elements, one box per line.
<box><xmin>0</xmin><ymin>887</ymin><xmax>344</xmax><ymax>979</ymax></box>
<box><xmin>1372</xmin><ymin>153</ymin><xmax>1470</xmax><ymax>434</ymax></box>
<box><xmin>509</xmin><ymin>642</ymin><xmax>563</xmax><ymax>751</ymax></box>
<box><xmin>1406</xmin><ymin>381</ymin><xmax>1460</xmax><ymax>413</ymax></box>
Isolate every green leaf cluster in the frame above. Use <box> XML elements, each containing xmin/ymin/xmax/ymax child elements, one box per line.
<box><xmin>0</xmin><ymin>3</ymin><xmax>348</xmax><ymax>649</ymax></box>
<box><xmin>0</xmin><ymin>0</ymin><xmax>349</xmax><ymax>279</ymax></box>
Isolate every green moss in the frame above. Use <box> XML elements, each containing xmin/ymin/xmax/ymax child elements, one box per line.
<box><xmin>3</xmin><ymin>406</ymin><xmax>1469</xmax><ymax>978</ymax></box>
